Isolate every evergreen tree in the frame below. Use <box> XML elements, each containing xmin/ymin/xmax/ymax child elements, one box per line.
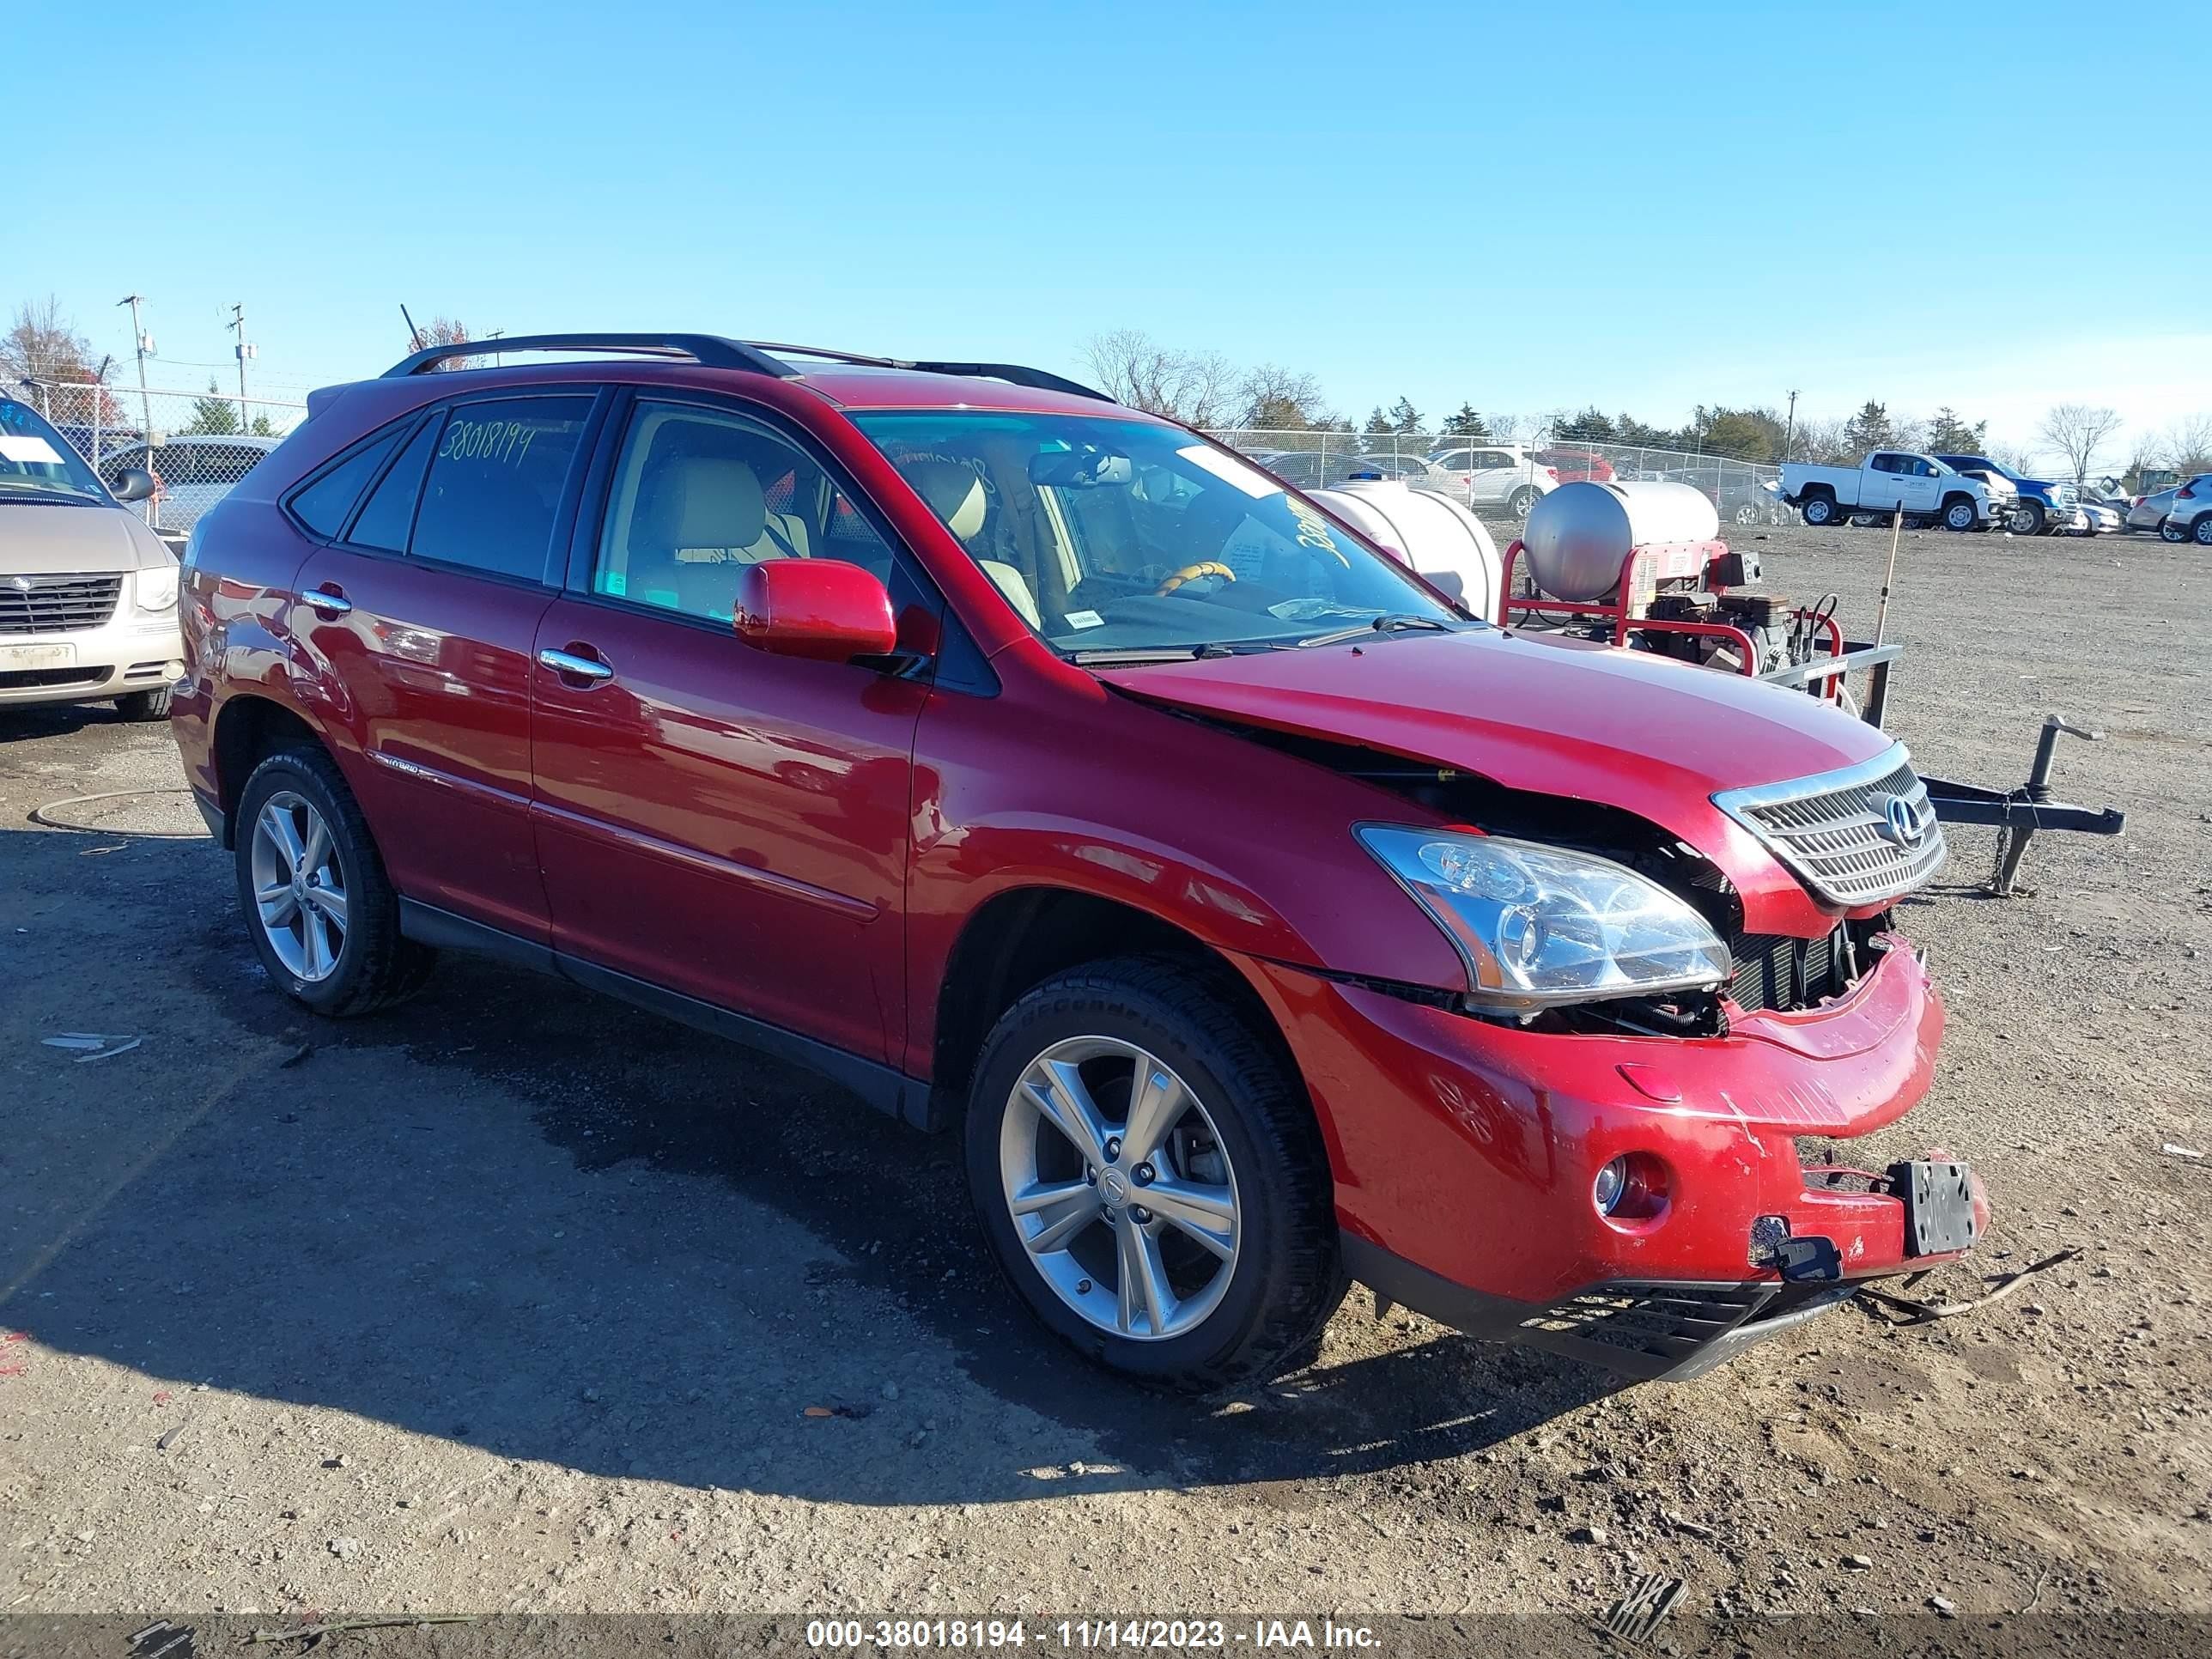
<box><xmin>1841</xmin><ymin>399</ymin><xmax>1896</xmax><ymax>455</ymax></box>
<box><xmin>1923</xmin><ymin>406</ymin><xmax>1987</xmax><ymax>454</ymax></box>
<box><xmin>184</xmin><ymin>377</ymin><xmax>240</xmax><ymax>436</ymax></box>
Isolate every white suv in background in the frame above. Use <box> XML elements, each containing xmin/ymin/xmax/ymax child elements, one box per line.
<box><xmin>1</xmin><ymin>394</ymin><xmax>183</xmax><ymax>721</ymax></box>
<box><xmin>1422</xmin><ymin>442</ymin><xmax>1559</xmax><ymax>517</ymax></box>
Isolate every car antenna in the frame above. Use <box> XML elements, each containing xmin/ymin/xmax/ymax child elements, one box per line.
<box><xmin>399</xmin><ymin>304</ymin><xmax>425</xmax><ymax>351</ymax></box>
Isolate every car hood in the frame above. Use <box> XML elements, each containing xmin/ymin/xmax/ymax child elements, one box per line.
<box><xmin>1097</xmin><ymin>628</ymin><xmax>1898</xmax><ymax>932</ymax></box>
<box><xmin>0</xmin><ymin>501</ymin><xmax>172</xmax><ymax>574</ymax></box>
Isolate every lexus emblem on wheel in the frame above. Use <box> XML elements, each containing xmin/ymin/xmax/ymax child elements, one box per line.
<box><xmin>1875</xmin><ymin>793</ymin><xmax>1924</xmax><ymax>849</ymax></box>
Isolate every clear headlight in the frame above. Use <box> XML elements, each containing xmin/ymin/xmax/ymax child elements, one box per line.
<box><xmin>135</xmin><ymin>564</ymin><xmax>179</xmax><ymax>613</ymax></box>
<box><xmin>1358</xmin><ymin>827</ymin><xmax>1730</xmax><ymax>1011</ymax></box>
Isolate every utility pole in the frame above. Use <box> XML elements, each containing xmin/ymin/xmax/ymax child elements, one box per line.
<box><xmin>230</xmin><ymin>304</ymin><xmax>257</xmax><ymax>434</ymax></box>
<box><xmin>1783</xmin><ymin>388</ymin><xmax>1800</xmax><ymax>462</ymax></box>
<box><xmin>487</xmin><ymin>328</ymin><xmax>505</xmax><ymax>368</ymax></box>
<box><xmin>116</xmin><ymin>295</ymin><xmax>156</xmax><ymax>520</ymax></box>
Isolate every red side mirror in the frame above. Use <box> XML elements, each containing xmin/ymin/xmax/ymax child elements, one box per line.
<box><xmin>732</xmin><ymin>560</ymin><xmax>898</xmax><ymax>662</ymax></box>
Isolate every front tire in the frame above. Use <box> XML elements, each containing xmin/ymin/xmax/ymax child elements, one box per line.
<box><xmin>2011</xmin><ymin>501</ymin><xmax>2045</xmax><ymax>536</ymax></box>
<box><xmin>113</xmin><ymin>687</ymin><xmax>172</xmax><ymax>722</ymax></box>
<box><xmin>1505</xmin><ymin>485</ymin><xmax>1540</xmax><ymax>519</ymax></box>
<box><xmin>1733</xmin><ymin>501</ymin><xmax>1764</xmax><ymax>526</ymax></box>
<box><xmin>1942</xmin><ymin>497</ymin><xmax>1978</xmax><ymax>532</ymax></box>
<box><xmin>2194</xmin><ymin>515</ymin><xmax>2212</xmax><ymax>547</ymax></box>
<box><xmin>234</xmin><ymin>745</ymin><xmax>435</xmax><ymax>1017</ymax></box>
<box><xmin>963</xmin><ymin>957</ymin><xmax>1346</xmax><ymax>1391</ymax></box>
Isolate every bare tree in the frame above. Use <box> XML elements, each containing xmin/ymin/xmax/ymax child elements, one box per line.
<box><xmin>2160</xmin><ymin>413</ymin><xmax>2212</xmax><ymax>477</ymax></box>
<box><xmin>1987</xmin><ymin>441</ymin><xmax>2035</xmax><ymax>475</ymax></box>
<box><xmin>1082</xmin><ymin>330</ymin><xmax>1237</xmax><ymax>427</ymax></box>
<box><xmin>3</xmin><ymin>295</ymin><xmax>99</xmax><ymax>384</ymax></box>
<box><xmin>2038</xmin><ymin>404</ymin><xmax>2123</xmax><ymax>485</ymax></box>
<box><xmin>1234</xmin><ymin>362</ymin><xmax>1328</xmax><ymax>431</ymax></box>
<box><xmin>411</xmin><ymin>315</ymin><xmax>482</xmax><ymax>372</ymax></box>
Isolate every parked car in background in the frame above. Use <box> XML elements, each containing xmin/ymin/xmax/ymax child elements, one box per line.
<box><xmin>2128</xmin><ymin>485</ymin><xmax>2181</xmax><ymax>533</ymax></box>
<box><xmin>1718</xmin><ymin>481</ymin><xmax>1778</xmax><ymax>526</ymax></box>
<box><xmin>2067</xmin><ymin>500</ymin><xmax>2121</xmax><ymax>536</ymax></box>
<box><xmin>1780</xmin><ymin>451</ymin><xmax>2007</xmax><ymax>531</ymax></box>
<box><xmin>1349</xmin><ymin>453</ymin><xmax>1454</xmax><ymax>487</ymax></box>
<box><xmin>0</xmin><ymin>394</ymin><xmax>182</xmax><ymax>721</ymax></box>
<box><xmin>2161</xmin><ymin>476</ymin><xmax>2212</xmax><ymax>545</ymax></box>
<box><xmin>171</xmin><ymin>329</ymin><xmax>1986</xmax><ymax>1389</ymax></box>
<box><xmin>1933</xmin><ymin>454</ymin><xmax>2077</xmax><ymax>537</ymax></box>
<box><xmin>1424</xmin><ymin>443</ymin><xmax>1558</xmax><ymax>517</ymax></box>
<box><xmin>100</xmin><ymin>434</ymin><xmax>282</xmax><ymax>537</ymax></box>
<box><xmin>1531</xmin><ymin>447</ymin><xmax>1614</xmax><ymax>483</ymax></box>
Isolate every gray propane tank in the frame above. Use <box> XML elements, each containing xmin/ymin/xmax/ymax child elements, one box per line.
<box><xmin>1521</xmin><ymin>480</ymin><xmax>1721</xmax><ymax>602</ymax></box>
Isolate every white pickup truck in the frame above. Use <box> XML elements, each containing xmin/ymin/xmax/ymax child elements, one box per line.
<box><xmin>1779</xmin><ymin>451</ymin><xmax>2011</xmax><ymax>532</ymax></box>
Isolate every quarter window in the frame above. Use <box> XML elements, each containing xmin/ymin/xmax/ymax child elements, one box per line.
<box><xmin>289</xmin><ymin>428</ymin><xmax>404</xmax><ymax>539</ymax></box>
<box><xmin>409</xmin><ymin>397</ymin><xmax>591</xmax><ymax>580</ymax></box>
<box><xmin>592</xmin><ymin>400</ymin><xmax>895</xmax><ymax>623</ymax></box>
<box><xmin>347</xmin><ymin>417</ymin><xmax>440</xmax><ymax>552</ymax></box>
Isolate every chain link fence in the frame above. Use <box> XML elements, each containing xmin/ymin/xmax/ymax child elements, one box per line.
<box><xmin>10</xmin><ymin>375</ymin><xmax>308</xmax><ymax>541</ymax></box>
<box><xmin>1203</xmin><ymin>428</ymin><xmax>1792</xmax><ymax>528</ymax></box>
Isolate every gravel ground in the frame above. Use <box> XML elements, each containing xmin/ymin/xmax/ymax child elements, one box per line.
<box><xmin>2</xmin><ymin>520</ymin><xmax>2208</xmax><ymax>1634</ymax></box>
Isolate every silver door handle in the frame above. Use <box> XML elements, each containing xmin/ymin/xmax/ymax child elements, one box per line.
<box><xmin>538</xmin><ymin>647</ymin><xmax>614</xmax><ymax>684</ymax></box>
<box><xmin>305</xmin><ymin>590</ymin><xmax>352</xmax><ymax>616</ymax></box>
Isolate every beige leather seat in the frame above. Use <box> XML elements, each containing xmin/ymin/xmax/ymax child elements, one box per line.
<box><xmin>628</xmin><ymin>452</ymin><xmax>812</xmax><ymax>617</ymax></box>
<box><xmin>896</xmin><ymin>459</ymin><xmax>1042</xmax><ymax>629</ymax></box>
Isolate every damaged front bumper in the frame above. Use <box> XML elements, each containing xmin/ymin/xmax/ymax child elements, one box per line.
<box><xmin>1242</xmin><ymin>933</ymin><xmax>1989</xmax><ymax>1382</ymax></box>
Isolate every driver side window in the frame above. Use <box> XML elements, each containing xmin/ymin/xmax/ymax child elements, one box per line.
<box><xmin>592</xmin><ymin>400</ymin><xmax>893</xmax><ymax>623</ymax></box>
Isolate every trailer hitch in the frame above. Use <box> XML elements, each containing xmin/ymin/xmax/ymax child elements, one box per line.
<box><xmin>1919</xmin><ymin>714</ymin><xmax>2125</xmax><ymax>896</ymax></box>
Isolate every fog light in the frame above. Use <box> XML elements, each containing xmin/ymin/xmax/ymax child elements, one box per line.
<box><xmin>1592</xmin><ymin>1152</ymin><xmax>1670</xmax><ymax>1224</ymax></box>
<box><xmin>1593</xmin><ymin>1158</ymin><xmax>1629</xmax><ymax>1215</ymax></box>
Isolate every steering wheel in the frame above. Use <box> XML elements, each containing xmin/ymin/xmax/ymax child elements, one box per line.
<box><xmin>1155</xmin><ymin>562</ymin><xmax>1237</xmax><ymax>597</ymax></box>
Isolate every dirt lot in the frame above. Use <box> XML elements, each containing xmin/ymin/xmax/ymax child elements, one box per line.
<box><xmin>3</xmin><ymin>520</ymin><xmax>2209</xmax><ymax>1635</ymax></box>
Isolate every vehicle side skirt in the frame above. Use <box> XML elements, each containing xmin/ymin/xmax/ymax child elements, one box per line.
<box><xmin>397</xmin><ymin>899</ymin><xmax>931</xmax><ymax>1128</ymax></box>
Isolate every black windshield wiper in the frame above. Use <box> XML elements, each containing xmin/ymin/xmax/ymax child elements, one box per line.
<box><xmin>1068</xmin><ymin>641</ymin><xmax>1273</xmax><ymax>665</ymax></box>
<box><xmin>1297</xmin><ymin>614</ymin><xmax>1458</xmax><ymax>648</ymax></box>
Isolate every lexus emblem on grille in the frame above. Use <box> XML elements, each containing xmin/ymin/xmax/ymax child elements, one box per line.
<box><xmin>1874</xmin><ymin>793</ymin><xmax>1924</xmax><ymax>849</ymax></box>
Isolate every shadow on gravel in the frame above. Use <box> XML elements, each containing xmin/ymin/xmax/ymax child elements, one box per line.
<box><xmin>4</xmin><ymin>825</ymin><xmax>1617</xmax><ymax>1507</ymax></box>
<box><xmin>0</xmin><ymin>703</ymin><xmax>137</xmax><ymax>746</ymax></box>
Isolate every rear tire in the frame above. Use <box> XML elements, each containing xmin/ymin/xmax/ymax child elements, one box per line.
<box><xmin>234</xmin><ymin>745</ymin><xmax>436</xmax><ymax>1017</ymax></box>
<box><xmin>963</xmin><ymin>955</ymin><xmax>1346</xmax><ymax>1392</ymax></box>
<box><xmin>1732</xmin><ymin>501</ymin><xmax>1763</xmax><ymax>526</ymax></box>
<box><xmin>2160</xmin><ymin>520</ymin><xmax>2186</xmax><ymax>543</ymax></box>
<box><xmin>1801</xmin><ymin>495</ymin><xmax>1839</xmax><ymax>526</ymax></box>
<box><xmin>112</xmin><ymin>687</ymin><xmax>172</xmax><ymax>722</ymax></box>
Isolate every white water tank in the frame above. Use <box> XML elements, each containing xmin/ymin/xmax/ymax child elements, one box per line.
<box><xmin>1522</xmin><ymin>481</ymin><xmax>1720</xmax><ymax>603</ymax></box>
<box><xmin>1310</xmin><ymin>481</ymin><xmax>1504</xmax><ymax>621</ymax></box>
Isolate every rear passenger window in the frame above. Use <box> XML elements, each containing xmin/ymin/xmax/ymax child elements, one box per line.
<box><xmin>289</xmin><ymin>428</ymin><xmax>404</xmax><ymax>539</ymax></box>
<box><xmin>349</xmin><ymin>418</ymin><xmax>440</xmax><ymax>551</ymax></box>
<box><xmin>410</xmin><ymin>397</ymin><xmax>590</xmax><ymax>581</ymax></box>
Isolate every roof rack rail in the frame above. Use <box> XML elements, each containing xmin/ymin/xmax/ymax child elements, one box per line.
<box><xmin>740</xmin><ymin>342</ymin><xmax>1116</xmax><ymax>404</ymax></box>
<box><xmin>383</xmin><ymin>332</ymin><xmax>799</xmax><ymax>379</ymax></box>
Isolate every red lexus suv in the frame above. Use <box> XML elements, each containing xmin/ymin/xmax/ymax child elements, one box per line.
<box><xmin>172</xmin><ymin>333</ymin><xmax>1984</xmax><ymax>1389</ymax></box>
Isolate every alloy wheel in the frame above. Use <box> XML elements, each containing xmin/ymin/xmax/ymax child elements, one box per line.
<box><xmin>249</xmin><ymin>790</ymin><xmax>349</xmax><ymax>981</ymax></box>
<box><xmin>998</xmin><ymin>1036</ymin><xmax>1241</xmax><ymax>1341</ymax></box>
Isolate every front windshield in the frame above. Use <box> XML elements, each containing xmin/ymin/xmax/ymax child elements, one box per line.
<box><xmin>850</xmin><ymin>410</ymin><xmax>1462</xmax><ymax>655</ymax></box>
<box><xmin>0</xmin><ymin>399</ymin><xmax>109</xmax><ymax>504</ymax></box>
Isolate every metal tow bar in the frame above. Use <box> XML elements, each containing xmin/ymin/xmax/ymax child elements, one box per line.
<box><xmin>1918</xmin><ymin>714</ymin><xmax>2126</xmax><ymax>896</ymax></box>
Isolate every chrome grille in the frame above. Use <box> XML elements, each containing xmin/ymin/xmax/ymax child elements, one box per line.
<box><xmin>0</xmin><ymin>574</ymin><xmax>124</xmax><ymax>635</ymax></box>
<box><xmin>1713</xmin><ymin>746</ymin><xmax>1947</xmax><ymax>907</ymax></box>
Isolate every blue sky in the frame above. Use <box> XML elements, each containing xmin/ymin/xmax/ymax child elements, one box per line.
<box><xmin>9</xmin><ymin>0</ymin><xmax>2201</xmax><ymax>463</ymax></box>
